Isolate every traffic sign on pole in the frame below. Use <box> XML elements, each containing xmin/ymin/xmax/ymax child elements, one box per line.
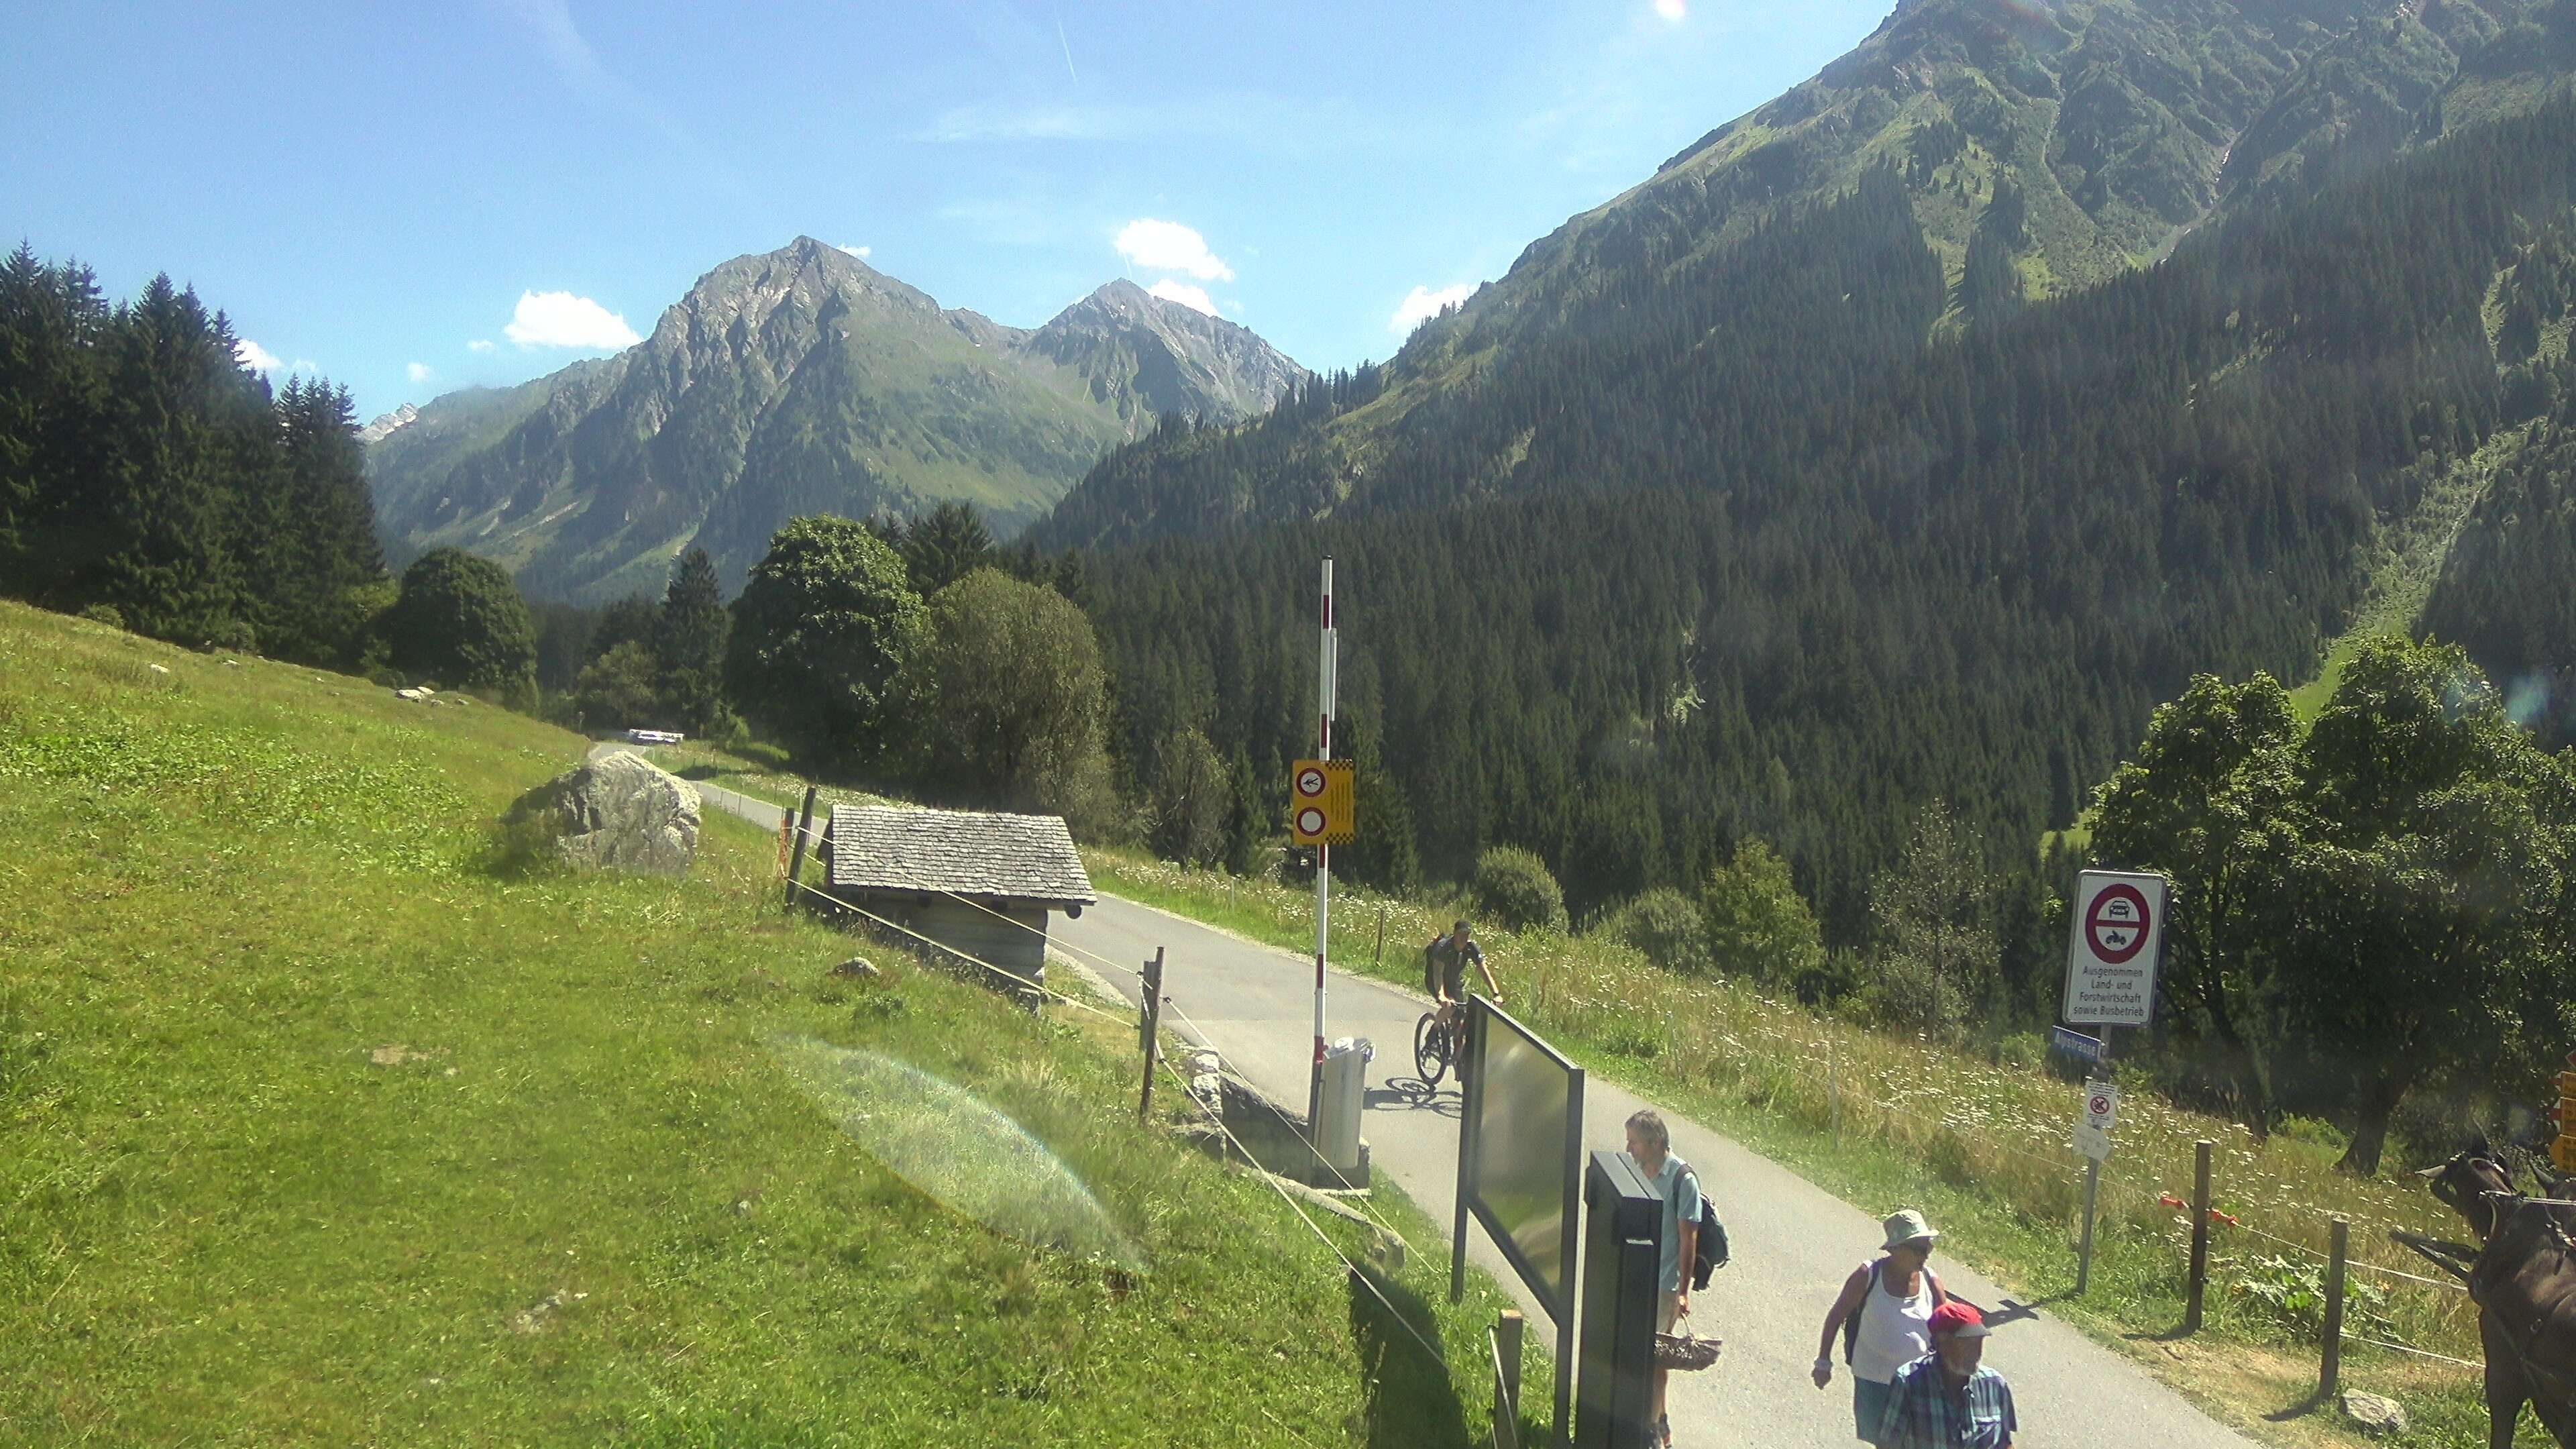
<box><xmin>2063</xmin><ymin>870</ymin><xmax>2168</xmax><ymax>1026</ymax></box>
<box><xmin>2073</xmin><ymin>1083</ymin><xmax>2117</xmax><ymax>1162</ymax></box>
<box><xmin>1289</xmin><ymin>758</ymin><xmax>1356</xmax><ymax>845</ymax></box>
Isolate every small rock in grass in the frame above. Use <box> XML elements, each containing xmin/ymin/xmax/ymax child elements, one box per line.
<box><xmin>148</xmin><ymin>663</ymin><xmax>170</xmax><ymax>676</ymax></box>
<box><xmin>831</xmin><ymin>956</ymin><xmax>881</xmax><ymax>980</ymax></box>
<box><xmin>2340</xmin><ymin>1390</ymin><xmax>2407</xmax><ymax>1437</ymax></box>
<box><xmin>509</xmin><ymin>1289</ymin><xmax>588</xmax><ymax>1336</ymax></box>
<box><xmin>1184</xmin><ymin>1049</ymin><xmax>1223</xmax><ymax>1077</ymax></box>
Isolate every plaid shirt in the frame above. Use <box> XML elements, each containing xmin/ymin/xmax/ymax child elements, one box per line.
<box><xmin>1876</xmin><ymin>1354</ymin><xmax>2017</xmax><ymax>1448</ymax></box>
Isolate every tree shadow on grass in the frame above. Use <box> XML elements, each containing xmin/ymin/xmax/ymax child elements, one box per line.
<box><xmin>1348</xmin><ymin>1265</ymin><xmax>1474</xmax><ymax>1449</ymax></box>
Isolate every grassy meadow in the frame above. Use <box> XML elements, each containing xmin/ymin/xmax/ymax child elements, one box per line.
<box><xmin>1080</xmin><ymin>848</ymin><xmax>2542</xmax><ymax>1449</ymax></box>
<box><xmin>0</xmin><ymin>602</ymin><xmax>1525</xmax><ymax>1447</ymax></box>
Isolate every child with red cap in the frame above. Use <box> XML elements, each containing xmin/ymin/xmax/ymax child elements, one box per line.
<box><xmin>1874</xmin><ymin>1301</ymin><xmax>2018</xmax><ymax>1448</ymax></box>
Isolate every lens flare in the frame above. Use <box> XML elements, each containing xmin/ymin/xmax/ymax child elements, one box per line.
<box><xmin>769</xmin><ymin>1034</ymin><xmax>1142</xmax><ymax>1269</ymax></box>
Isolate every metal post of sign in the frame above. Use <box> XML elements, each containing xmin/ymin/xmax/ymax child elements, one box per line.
<box><xmin>1451</xmin><ymin>1002</ymin><xmax>1481</xmax><ymax>1307</ymax></box>
<box><xmin>2075</xmin><ymin>1151</ymin><xmax>2102</xmax><ymax>1296</ymax></box>
<box><xmin>1308</xmin><ymin>557</ymin><xmax>1336</xmax><ymax>1132</ymax></box>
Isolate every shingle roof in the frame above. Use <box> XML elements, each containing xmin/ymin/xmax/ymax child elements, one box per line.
<box><xmin>821</xmin><ymin>804</ymin><xmax>1095</xmax><ymax>906</ymax></box>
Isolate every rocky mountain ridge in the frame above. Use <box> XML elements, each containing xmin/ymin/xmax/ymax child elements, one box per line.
<box><xmin>368</xmin><ymin>237</ymin><xmax>1305</xmax><ymax>601</ymax></box>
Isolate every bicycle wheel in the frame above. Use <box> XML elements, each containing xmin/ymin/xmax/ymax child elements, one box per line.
<box><xmin>1415</xmin><ymin>1012</ymin><xmax>1449</xmax><ymax>1089</ymax></box>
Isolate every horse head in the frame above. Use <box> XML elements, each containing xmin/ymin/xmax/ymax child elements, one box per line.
<box><xmin>2417</xmin><ymin>1150</ymin><xmax>2521</xmax><ymax>1241</ymax></box>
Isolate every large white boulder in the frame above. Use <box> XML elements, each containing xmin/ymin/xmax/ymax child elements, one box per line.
<box><xmin>507</xmin><ymin>750</ymin><xmax>702</xmax><ymax>877</ymax></box>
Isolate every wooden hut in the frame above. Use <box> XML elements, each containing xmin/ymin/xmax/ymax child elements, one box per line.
<box><xmin>815</xmin><ymin>804</ymin><xmax>1095</xmax><ymax>991</ymax></box>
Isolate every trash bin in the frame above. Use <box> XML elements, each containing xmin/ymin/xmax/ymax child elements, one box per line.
<box><xmin>1316</xmin><ymin>1035</ymin><xmax>1373</xmax><ymax>1176</ymax></box>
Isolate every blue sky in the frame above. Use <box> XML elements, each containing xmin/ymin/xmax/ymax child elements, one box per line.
<box><xmin>4</xmin><ymin>0</ymin><xmax>1893</xmax><ymax>421</ymax></box>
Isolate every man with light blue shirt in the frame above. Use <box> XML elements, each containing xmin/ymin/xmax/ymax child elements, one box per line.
<box><xmin>1625</xmin><ymin>1109</ymin><xmax>1703</xmax><ymax>1449</ymax></box>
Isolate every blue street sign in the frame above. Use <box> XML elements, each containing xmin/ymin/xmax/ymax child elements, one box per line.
<box><xmin>2051</xmin><ymin>1026</ymin><xmax>2105</xmax><ymax>1065</ymax></box>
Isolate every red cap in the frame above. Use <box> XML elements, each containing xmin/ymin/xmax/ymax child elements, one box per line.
<box><xmin>1929</xmin><ymin>1301</ymin><xmax>1990</xmax><ymax>1339</ymax></box>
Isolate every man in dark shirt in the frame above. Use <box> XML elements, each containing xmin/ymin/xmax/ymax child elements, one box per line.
<box><xmin>1876</xmin><ymin>1301</ymin><xmax>2017</xmax><ymax>1448</ymax></box>
<box><xmin>1425</xmin><ymin>919</ymin><xmax>1503</xmax><ymax>1024</ymax></box>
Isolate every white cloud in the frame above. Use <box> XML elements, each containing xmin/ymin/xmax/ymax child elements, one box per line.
<box><xmin>1145</xmin><ymin>279</ymin><xmax>1218</xmax><ymax>316</ymax></box>
<box><xmin>468</xmin><ymin>339</ymin><xmax>496</xmax><ymax>354</ymax></box>
<box><xmin>502</xmin><ymin>290</ymin><xmax>643</xmax><ymax>350</ymax></box>
<box><xmin>407</xmin><ymin>362</ymin><xmax>434</xmax><ymax>384</ymax></box>
<box><xmin>1653</xmin><ymin>0</ymin><xmax>1686</xmax><ymax>19</ymax></box>
<box><xmin>1390</xmin><ymin>283</ymin><xmax>1474</xmax><ymax>335</ymax></box>
<box><xmin>837</xmin><ymin>243</ymin><xmax>871</xmax><ymax>259</ymax></box>
<box><xmin>1116</xmin><ymin>219</ymin><xmax>1233</xmax><ymax>282</ymax></box>
<box><xmin>235</xmin><ymin>338</ymin><xmax>282</xmax><ymax>372</ymax></box>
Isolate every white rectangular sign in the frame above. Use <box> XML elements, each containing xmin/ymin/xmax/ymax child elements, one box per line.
<box><xmin>2063</xmin><ymin>870</ymin><xmax>2167</xmax><ymax>1027</ymax></box>
<box><xmin>2084</xmin><ymin>1083</ymin><xmax>2118</xmax><ymax>1132</ymax></box>
<box><xmin>2073</xmin><ymin>1083</ymin><xmax>2118</xmax><ymax>1161</ymax></box>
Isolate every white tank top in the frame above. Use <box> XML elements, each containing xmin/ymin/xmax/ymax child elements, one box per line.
<box><xmin>1850</xmin><ymin>1260</ymin><xmax>1935</xmax><ymax>1384</ymax></box>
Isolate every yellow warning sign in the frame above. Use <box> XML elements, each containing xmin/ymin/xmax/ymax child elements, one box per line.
<box><xmin>1289</xmin><ymin>759</ymin><xmax>1356</xmax><ymax>845</ymax></box>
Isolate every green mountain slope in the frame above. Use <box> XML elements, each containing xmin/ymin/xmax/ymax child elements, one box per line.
<box><xmin>370</xmin><ymin>240</ymin><xmax>1305</xmax><ymax>602</ymax></box>
<box><xmin>1036</xmin><ymin>0</ymin><xmax>2571</xmax><ymax>552</ymax></box>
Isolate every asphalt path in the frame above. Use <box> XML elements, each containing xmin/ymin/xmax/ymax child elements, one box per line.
<box><xmin>1054</xmin><ymin>894</ymin><xmax>2261</xmax><ymax>1449</ymax></box>
<box><xmin>657</xmin><ymin>764</ymin><xmax>2257</xmax><ymax>1448</ymax></box>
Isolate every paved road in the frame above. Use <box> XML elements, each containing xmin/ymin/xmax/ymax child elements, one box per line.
<box><xmin>661</xmin><ymin>766</ymin><xmax>2256</xmax><ymax>1448</ymax></box>
<box><xmin>1055</xmin><ymin>894</ymin><xmax>2260</xmax><ymax>1449</ymax></box>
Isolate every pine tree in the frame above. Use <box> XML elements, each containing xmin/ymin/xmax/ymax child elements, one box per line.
<box><xmin>655</xmin><ymin>547</ymin><xmax>731</xmax><ymax>735</ymax></box>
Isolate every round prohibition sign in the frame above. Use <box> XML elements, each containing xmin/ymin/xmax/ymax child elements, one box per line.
<box><xmin>2088</xmin><ymin>1091</ymin><xmax>2114</xmax><ymax>1119</ymax></box>
<box><xmin>1295</xmin><ymin>766</ymin><xmax>1328</xmax><ymax>798</ymax></box>
<box><xmin>1295</xmin><ymin>806</ymin><xmax>1328</xmax><ymax>836</ymax></box>
<box><xmin>2085</xmin><ymin>883</ymin><xmax>2153</xmax><ymax>964</ymax></box>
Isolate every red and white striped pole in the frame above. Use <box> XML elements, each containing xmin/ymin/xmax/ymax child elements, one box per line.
<box><xmin>1309</xmin><ymin>556</ymin><xmax>1336</xmax><ymax>1131</ymax></box>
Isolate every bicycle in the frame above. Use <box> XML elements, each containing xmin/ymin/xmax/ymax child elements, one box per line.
<box><xmin>1413</xmin><ymin>1006</ymin><xmax>1458</xmax><ymax>1089</ymax></box>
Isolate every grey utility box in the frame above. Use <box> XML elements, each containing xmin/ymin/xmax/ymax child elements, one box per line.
<box><xmin>1316</xmin><ymin>1036</ymin><xmax>1373</xmax><ymax>1178</ymax></box>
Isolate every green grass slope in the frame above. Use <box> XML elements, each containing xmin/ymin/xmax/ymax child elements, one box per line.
<box><xmin>0</xmin><ymin>603</ymin><xmax>1518</xmax><ymax>1446</ymax></box>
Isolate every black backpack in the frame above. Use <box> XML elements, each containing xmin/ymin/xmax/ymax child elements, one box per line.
<box><xmin>1688</xmin><ymin>1171</ymin><xmax>1728</xmax><ymax>1289</ymax></box>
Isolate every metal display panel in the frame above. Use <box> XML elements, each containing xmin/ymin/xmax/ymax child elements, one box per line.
<box><xmin>1452</xmin><ymin>996</ymin><xmax>1585</xmax><ymax>1441</ymax></box>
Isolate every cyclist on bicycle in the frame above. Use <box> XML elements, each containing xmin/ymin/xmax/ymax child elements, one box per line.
<box><xmin>1425</xmin><ymin>919</ymin><xmax>1503</xmax><ymax>1023</ymax></box>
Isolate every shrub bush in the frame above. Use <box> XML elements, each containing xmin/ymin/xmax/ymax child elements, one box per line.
<box><xmin>1473</xmin><ymin>846</ymin><xmax>1568</xmax><ymax>933</ymax></box>
<box><xmin>76</xmin><ymin>603</ymin><xmax>124</xmax><ymax>631</ymax></box>
<box><xmin>1599</xmin><ymin>887</ymin><xmax>1709</xmax><ymax>973</ymax></box>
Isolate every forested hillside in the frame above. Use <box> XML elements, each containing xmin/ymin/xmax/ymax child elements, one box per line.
<box><xmin>1059</xmin><ymin>95</ymin><xmax>2576</xmax><ymax>943</ymax></box>
<box><xmin>0</xmin><ymin>246</ymin><xmax>384</xmax><ymax>663</ymax></box>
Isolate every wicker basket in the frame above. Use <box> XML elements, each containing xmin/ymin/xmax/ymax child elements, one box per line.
<box><xmin>1653</xmin><ymin>1327</ymin><xmax>1723</xmax><ymax>1372</ymax></box>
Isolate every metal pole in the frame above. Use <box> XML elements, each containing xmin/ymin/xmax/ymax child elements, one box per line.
<box><xmin>1452</xmin><ymin>1000</ymin><xmax>1481</xmax><ymax>1305</ymax></box>
<box><xmin>1138</xmin><ymin>949</ymin><xmax>1166</xmax><ymax>1124</ymax></box>
<box><xmin>1493</xmin><ymin>1309</ymin><xmax>1525</xmax><ymax>1449</ymax></box>
<box><xmin>1308</xmin><ymin>556</ymin><xmax>1336</xmax><ymax>1132</ymax></box>
<box><xmin>2076</xmin><ymin>1157</ymin><xmax>2100</xmax><ymax>1296</ymax></box>
<box><xmin>2320</xmin><ymin>1218</ymin><xmax>2349</xmax><ymax>1401</ymax></box>
<box><xmin>2184</xmin><ymin>1138</ymin><xmax>2214</xmax><ymax>1332</ymax></box>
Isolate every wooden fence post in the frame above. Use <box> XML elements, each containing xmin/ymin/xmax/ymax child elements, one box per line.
<box><xmin>784</xmin><ymin>785</ymin><xmax>818</xmax><ymax>906</ymax></box>
<box><xmin>1491</xmin><ymin>1308</ymin><xmax>1524</xmax><ymax>1449</ymax></box>
<box><xmin>2184</xmin><ymin>1139</ymin><xmax>2214</xmax><ymax>1333</ymax></box>
<box><xmin>2319</xmin><ymin>1218</ymin><xmax>2349</xmax><ymax>1401</ymax></box>
<box><xmin>1137</xmin><ymin>949</ymin><xmax>1167</xmax><ymax>1124</ymax></box>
